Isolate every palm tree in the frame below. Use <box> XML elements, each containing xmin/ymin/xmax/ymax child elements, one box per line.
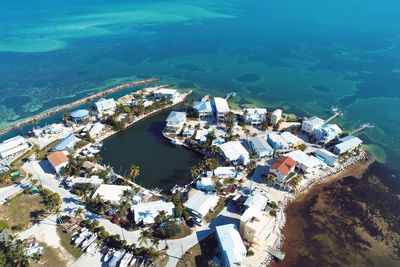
<box><xmin>209</xmin><ymin>145</ymin><xmax>222</xmax><ymax>156</ymax></box>
<box><xmin>244</xmin><ymin>127</ymin><xmax>251</xmax><ymax>138</ymax></box>
<box><xmin>202</xmin><ymin>157</ymin><xmax>219</xmax><ymax>171</ymax></box>
<box><xmin>151</xmin><ymin>238</ymin><xmax>160</xmax><ymax>249</ymax></box>
<box><xmin>128</xmin><ymin>165</ymin><xmax>140</xmax><ymax>183</ymax></box>
<box><xmin>121</xmin><ymin>189</ymin><xmax>134</xmax><ymax>202</ymax></box>
<box><xmin>290</xmin><ymin>175</ymin><xmax>302</xmax><ymax>190</ymax></box>
<box><xmin>265</xmin><ymin>175</ymin><xmax>276</xmax><ymax>187</ymax></box>
<box><xmin>138</xmin><ymin>229</ymin><xmax>152</xmax><ymax>246</ymax></box>
<box><xmin>74</xmin><ymin>207</ymin><xmax>84</xmax><ymax>219</ymax></box>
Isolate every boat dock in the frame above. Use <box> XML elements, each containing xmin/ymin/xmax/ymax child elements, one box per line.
<box><xmin>265</xmin><ymin>246</ymin><xmax>285</xmax><ymax>261</ymax></box>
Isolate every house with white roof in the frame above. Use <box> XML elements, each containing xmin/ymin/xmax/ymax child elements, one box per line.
<box><xmin>66</xmin><ymin>175</ymin><xmax>104</xmax><ymax>188</ymax></box>
<box><xmin>216</xmin><ymin>224</ymin><xmax>247</xmax><ymax>267</ymax></box>
<box><xmin>153</xmin><ymin>88</ymin><xmax>179</xmax><ymax>100</ymax></box>
<box><xmin>301</xmin><ymin>116</ymin><xmax>324</xmax><ymax>135</ymax></box>
<box><xmin>315</xmin><ymin>148</ymin><xmax>339</xmax><ymax>167</ymax></box>
<box><xmin>285</xmin><ymin>150</ymin><xmax>325</xmax><ymax>173</ymax></box>
<box><xmin>334</xmin><ymin>135</ymin><xmax>363</xmax><ymax>155</ymax></box>
<box><xmin>213</xmin><ymin>167</ymin><xmax>238</xmax><ymax>179</ymax></box>
<box><xmin>219</xmin><ymin>141</ymin><xmax>250</xmax><ymax>165</ymax></box>
<box><xmin>196</xmin><ymin>177</ymin><xmax>215</xmax><ymax>192</ymax></box>
<box><xmin>0</xmin><ymin>136</ymin><xmax>29</xmax><ymax>159</ymax></box>
<box><xmin>165</xmin><ymin>111</ymin><xmax>186</xmax><ymax>133</ymax></box>
<box><xmin>88</xmin><ymin>122</ymin><xmax>104</xmax><ymax>138</ymax></box>
<box><xmin>184</xmin><ymin>189</ymin><xmax>219</xmax><ymax>218</ymax></box>
<box><xmin>53</xmin><ymin>134</ymin><xmax>78</xmax><ymax>151</ymax></box>
<box><xmin>270</xmin><ymin>109</ymin><xmax>282</xmax><ymax>126</ymax></box>
<box><xmin>244</xmin><ymin>189</ymin><xmax>270</xmax><ymax>211</ymax></box>
<box><xmin>94</xmin><ymin>98</ymin><xmax>116</xmax><ymax>115</ymax></box>
<box><xmin>267</xmin><ymin>133</ymin><xmax>290</xmax><ymax>150</ymax></box>
<box><xmin>240</xmin><ymin>207</ymin><xmax>272</xmax><ymax>246</ymax></box>
<box><xmin>280</xmin><ymin>131</ymin><xmax>305</xmax><ymax>150</ymax></box>
<box><xmin>193</xmin><ymin>101</ymin><xmax>213</xmax><ymax>119</ymax></box>
<box><xmin>249</xmin><ymin>135</ymin><xmax>274</xmax><ymax>158</ymax></box>
<box><xmin>132</xmin><ymin>200</ymin><xmax>175</xmax><ymax>225</ymax></box>
<box><xmin>243</xmin><ymin>108</ymin><xmax>267</xmax><ymax>125</ymax></box>
<box><xmin>213</xmin><ymin>97</ymin><xmax>230</xmax><ymax>122</ymax></box>
<box><xmin>195</xmin><ymin>129</ymin><xmax>209</xmax><ymax>144</ymax></box>
<box><xmin>314</xmin><ymin>124</ymin><xmax>342</xmax><ymax>144</ymax></box>
<box><xmin>92</xmin><ymin>184</ymin><xmax>131</xmax><ymax>204</ymax></box>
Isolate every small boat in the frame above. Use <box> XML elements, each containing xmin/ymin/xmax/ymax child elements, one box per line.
<box><xmin>71</xmin><ymin>228</ymin><xmax>87</xmax><ymax>242</ymax></box>
<box><xmin>171</xmin><ymin>138</ymin><xmax>183</xmax><ymax>145</ymax></box>
<box><xmin>108</xmin><ymin>249</ymin><xmax>126</xmax><ymax>267</ymax></box>
<box><xmin>103</xmin><ymin>248</ymin><xmax>115</xmax><ymax>262</ymax></box>
<box><xmin>81</xmin><ymin>233</ymin><xmax>97</xmax><ymax>249</ymax></box>
<box><xmin>88</xmin><ymin>147</ymin><xmax>100</xmax><ymax>154</ymax></box>
<box><xmin>130</xmin><ymin>258</ymin><xmax>137</xmax><ymax>267</ymax></box>
<box><xmin>85</xmin><ymin>242</ymin><xmax>97</xmax><ymax>254</ymax></box>
<box><xmin>74</xmin><ymin>230</ymin><xmax>91</xmax><ymax>246</ymax></box>
<box><xmin>119</xmin><ymin>252</ymin><xmax>133</xmax><ymax>267</ymax></box>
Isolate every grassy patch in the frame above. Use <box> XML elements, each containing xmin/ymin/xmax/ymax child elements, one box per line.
<box><xmin>56</xmin><ymin>225</ymin><xmax>83</xmax><ymax>260</ymax></box>
<box><xmin>177</xmin><ymin>234</ymin><xmax>219</xmax><ymax>267</ymax></box>
<box><xmin>203</xmin><ymin>198</ymin><xmax>226</xmax><ymax>223</ymax></box>
<box><xmin>169</xmin><ymin>223</ymin><xmax>192</xmax><ymax>240</ymax></box>
<box><xmin>36</xmin><ymin>242</ymin><xmax>68</xmax><ymax>267</ymax></box>
<box><xmin>0</xmin><ymin>193</ymin><xmax>46</xmax><ymax>231</ymax></box>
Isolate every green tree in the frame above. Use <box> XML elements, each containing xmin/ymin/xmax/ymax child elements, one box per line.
<box><xmin>138</xmin><ymin>229</ymin><xmax>152</xmax><ymax>246</ymax></box>
<box><xmin>128</xmin><ymin>165</ymin><xmax>140</xmax><ymax>183</ymax></box>
<box><xmin>74</xmin><ymin>207</ymin><xmax>84</xmax><ymax>219</ymax></box>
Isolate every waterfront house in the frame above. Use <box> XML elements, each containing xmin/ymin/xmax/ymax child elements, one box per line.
<box><xmin>195</xmin><ymin>129</ymin><xmax>209</xmax><ymax>144</ymax></box>
<box><xmin>94</xmin><ymin>98</ymin><xmax>116</xmax><ymax>116</ymax></box>
<box><xmin>314</xmin><ymin>124</ymin><xmax>342</xmax><ymax>144</ymax></box>
<box><xmin>92</xmin><ymin>184</ymin><xmax>131</xmax><ymax>205</ymax></box>
<box><xmin>213</xmin><ymin>97</ymin><xmax>230</xmax><ymax>122</ymax></box>
<box><xmin>193</xmin><ymin>101</ymin><xmax>213</xmax><ymax>119</ymax></box>
<box><xmin>280</xmin><ymin>131</ymin><xmax>305</xmax><ymax>150</ymax></box>
<box><xmin>53</xmin><ymin>134</ymin><xmax>78</xmax><ymax>151</ymax></box>
<box><xmin>47</xmin><ymin>151</ymin><xmax>69</xmax><ymax>174</ymax></box>
<box><xmin>213</xmin><ymin>167</ymin><xmax>238</xmax><ymax>179</ymax></box>
<box><xmin>219</xmin><ymin>141</ymin><xmax>250</xmax><ymax>165</ymax></box>
<box><xmin>334</xmin><ymin>135</ymin><xmax>363</xmax><ymax>155</ymax></box>
<box><xmin>267</xmin><ymin>133</ymin><xmax>290</xmax><ymax>150</ymax></box>
<box><xmin>239</xmin><ymin>207</ymin><xmax>272</xmax><ymax>246</ymax></box>
<box><xmin>165</xmin><ymin>111</ymin><xmax>186</xmax><ymax>133</ymax></box>
<box><xmin>216</xmin><ymin>224</ymin><xmax>247</xmax><ymax>267</ymax></box>
<box><xmin>184</xmin><ymin>189</ymin><xmax>220</xmax><ymax>218</ymax></box>
<box><xmin>269</xmin><ymin>156</ymin><xmax>296</xmax><ymax>186</ymax></box>
<box><xmin>196</xmin><ymin>177</ymin><xmax>215</xmax><ymax>192</ymax></box>
<box><xmin>243</xmin><ymin>189</ymin><xmax>270</xmax><ymax>211</ymax></box>
<box><xmin>182</xmin><ymin>127</ymin><xmax>195</xmax><ymax>138</ymax></box>
<box><xmin>153</xmin><ymin>88</ymin><xmax>179</xmax><ymax>100</ymax></box>
<box><xmin>0</xmin><ymin>135</ymin><xmax>29</xmax><ymax>159</ymax></box>
<box><xmin>132</xmin><ymin>200</ymin><xmax>175</xmax><ymax>225</ymax></box>
<box><xmin>88</xmin><ymin>122</ymin><xmax>104</xmax><ymax>138</ymax></box>
<box><xmin>270</xmin><ymin>109</ymin><xmax>282</xmax><ymax>126</ymax></box>
<box><xmin>301</xmin><ymin>116</ymin><xmax>324</xmax><ymax>135</ymax></box>
<box><xmin>249</xmin><ymin>135</ymin><xmax>274</xmax><ymax>158</ymax></box>
<box><xmin>243</xmin><ymin>108</ymin><xmax>267</xmax><ymax>125</ymax></box>
<box><xmin>315</xmin><ymin>148</ymin><xmax>338</xmax><ymax>167</ymax></box>
<box><xmin>65</xmin><ymin>175</ymin><xmax>103</xmax><ymax>188</ymax></box>
<box><xmin>70</xmin><ymin>109</ymin><xmax>89</xmax><ymax>123</ymax></box>
<box><xmin>285</xmin><ymin>150</ymin><xmax>324</xmax><ymax>173</ymax></box>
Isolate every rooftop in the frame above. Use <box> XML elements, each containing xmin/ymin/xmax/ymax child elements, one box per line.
<box><xmin>184</xmin><ymin>189</ymin><xmax>220</xmax><ymax>218</ymax></box>
<box><xmin>216</xmin><ymin>224</ymin><xmax>247</xmax><ymax>266</ymax></box>
<box><xmin>193</xmin><ymin>101</ymin><xmax>213</xmax><ymax>113</ymax></box>
<box><xmin>280</xmin><ymin>131</ymin><xmax>303</xmax><ymax>145</ymax></box>
<box><xmin>244</xmin><ymin>189</ymin><xmax>270</xmax><ymax>211</ymax></box>
<box><xmin>270</xmin><ymin>156</ymin><xmax>296</xmax><ymax>176</ymax></box>
<box><xmin>92</xmin><ymin>184</ymin><xmax>131</xmax><ymax>203</ymax></box>
<box><xmin>132</xmin><ymin>200</ymin><xmax>175</xmax><ymax>225</ymax></box>
<box><xmin>213</xmin><ymin>97</ymin><xmax>230</xmax><ymax>113</ymax></box>
<box><xmin>244</xmin><ymin>108</ymin><xmax>267</xmax><ymax>115</ymax></box>
<box><xmin>70</xmin><ymin>109</ymin><xmax>89</xmax><ymax>118</ymax></box>
<box><xmin>304</xmin><ymin>116</ymin><xmax>324</xmax><ymax>126</ymax></box>
<box><xmin>285</xmin><ymin>150</ymin><xmax>324</xmax><ymax>169</ymax></box>
<box><xmin>155</xmin><ymin>88</ymin><xmax>178</xmax><ymax>95</ymax></box>
<box><xmin>47</xmin><ymin>151</ymin><xmax>69</xmax><ymax>167</ymax></box>
<box><xmin>53</xmin><ymin>134</ymin><xmax>78</xmax><ymax>151</ymax></box>
<box><xmin>219</xmin><ymin>141</ymin><xmax>249</xmax><ymax>162</ymax></box>
<box><xmin>166</xmin><ymin>111</ymin><xmax>186</xmax><ymax>123</ymax></box>
<box><xmin>250</xmin><ymin>135</ymin><xmax>274</xmax><ymax>153</ymax></box>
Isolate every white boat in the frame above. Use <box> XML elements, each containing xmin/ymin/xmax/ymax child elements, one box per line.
<box><xmin>88</xmin><ymin>147</ymin><xmax>100</xmax><ymax>154</ymax></box>
<box><xmin>130</xmin><ymin>258</ymin><xmax>137</xmax><ymax>267</ymax></box>
<box><xmin>85</xmin><ymin>242</ymin><xmax>97</xmax><ymax>254</ymax></box>
<box><xmin>104</xmin><ymin>248</ymin><xmax>115</xmax><ymax>262</ymax></box>
<box><xmin>81</xmin><ymin>233</ymin><xmax>97</xmax><ymax>249</ymax></box>
<box><xmin>119</xmin><ymin>252</ymin><xmax>133</xmax><ymax>267</ymax></box>
<box><xmin>71</xmin><ymin>228</ymin><xmax>87</xmax><ymax>242</ymax></box>
<box><xmin>171</xmin><ymin>138</ymin><xmax>183</xmax><ymax>145</ymax></box>
<box><xmin>74</xmin><ymin>230</ymin><xmax>91</xmax><ymax>246</ymax></box>
<box><xmin>108</xmin><ymin>249</ymin><xmax>126</xmax><ymax>267</ymax></box>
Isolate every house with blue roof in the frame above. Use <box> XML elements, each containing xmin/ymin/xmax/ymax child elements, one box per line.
<box><xmin>249</xmin><ymin>135</ymin><xmax>274</xmax><ymax>158</ymax></box>
<box><xmin>70</xmin><ymin>109</ymin><xmax>89</xmax><ymax>122</ymax></box>
<box><xmin>216</xmin><ymin>224</ymin><xmax>247</xmax><ymax>267</ymax></box>
<box><xmin>193</xmin><ymin>101</ymin><xmax>213</xmax><ymax>119</ymax></box>
<box><xmin>166</xmin><ymin>111</ymin><xmax>186</xmax><ymax>133</ymax></box>
<box><xmin>53</xmin><ymin>134</ymin><xmax>78</xmax><ymax>151</ymax></box>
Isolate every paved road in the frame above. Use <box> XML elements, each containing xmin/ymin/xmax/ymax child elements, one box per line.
<box><xmin>0</xmin><ymin>179</ymin><xmax>30</xmax><ymax>204</ymax></box>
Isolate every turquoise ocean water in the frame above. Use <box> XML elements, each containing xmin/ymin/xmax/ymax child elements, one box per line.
<box><xmin>1</xmin><ymin>1</ymin><xmax>399</xmax><ymax>264</ymax></box>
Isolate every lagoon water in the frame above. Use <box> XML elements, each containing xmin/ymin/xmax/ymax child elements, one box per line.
<box><xmin>1</xmin><ymin>0</ymin><xmax>400</xmax><ymax>265</ymax></box>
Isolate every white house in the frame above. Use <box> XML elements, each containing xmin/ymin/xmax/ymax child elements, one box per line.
<box><xmin>153</xmin><ymin>88</ymin><xmax>179</xmax><ymax>100</ymax></box>
<box><xmin>243</xmin><ymin>189</ymin><xmax>270</xmax><ymax>211</ymax></box>
<box><xmin>94</xmin><ymin>98</ymin><xmax>116</xmax><ymax>115</ymax></box>
<box><xmin>280</xmin><ymin>131</ymin><xmax>305</xmax><ymax>150</ymax></box>
<box><xmin>219</xmin><ymin>141</ymin><xmax>250</xmax><ymax>165</ymax></box>
<box><xmin>184</xmin><ymin>189</ymin><xmax>219</xmax><ymax>218</ymax></box>
<box><xmin>216</xmin><ymin>224</ymin><xmax>247</xmax><ymax>267</ymax></box>
<box><xmin>193</xmin><ymin>101</ymin><xmax>213</xmax><ymax>119</ymax></box>
<box><xmin>66</xmin><ymin>176</ymin><xmax>104</xmax><ymax>188</ymax></box>
<box><xmin>285</xmin><ymin>150</ymin><xmax>325</xmax><ymax>173</ymax></box>
<box><xmin>196</xmin><ymin>177</ymin><xmax>215</xmax><ymax>192</ymax></box>
<box><xmin>243</xmin><ymin>108</ymin><xmax>267</xmax><ymax>125</ymax></box>
<box><xmin>92</xmin><ymin>184</ymin><xmax>131</xmax><ymax>204</ymax></box>
<box><xmin>213</xmin><ymin>97</ymin><xmax>230</xmax><ymax>122</ymax></box>
<box><xmin>270</xmin><ymin>109</ymin><xmax>282</xmax><ymax>126</ymax></box>
<box><xmin>301</xmin><ymin>116</ymin><xmax>324</xmax><ymax>135</ymax></box>
<box><xmin>132</xmin><ymin>200</ymin><xmax>175</xmax><ymax>225</ymax></box>
<box><xmin>315</xmin><ymin>149</ymin><xmax>339</xmax><ymax>167</ymax></box>
<box><xmin>213</xmin><ymin>167</ymin><xmax>238</xmax><ymax>179</ymax></box>
<box><xmin>267</xmin><ymin>133</ymin><xmax>290</xmax><ymax>150</ymax></box>
<box><xmin>334</xmin><ymin>135</ymin><xmax>363</xmax><ymax>155</ymax></box>
<box><xmin>165</xmin><ymin>111</ymin><xmax>186</xmax><ymax>133</ymax></box>
<box><xmin>314</xmin><ymin>124</ymin><xmax>342</xmax><ymax>144</ymax></box>
<box><xmin>88</xmin><ymin>122</ymin><xmax>104</xmax><ymax>138</ymax></box>
<box><xmin>0</xmin><ymin>136</ymin><xmax>29</xmax><ymax>159</ymax></box>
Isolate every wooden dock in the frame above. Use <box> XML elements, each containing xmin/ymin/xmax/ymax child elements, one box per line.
<box><xmin>0</xmin><ymin>78</ymin><xmax>160</xmax><ymax>137</ymax></box>
<box><xmin>265</xmin><ymin>246</ymin><xmax>285</xmax><ymax>261</ymax></box>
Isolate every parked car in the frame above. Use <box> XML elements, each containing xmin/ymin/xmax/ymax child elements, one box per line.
<box><xmin>191</xmin><ymin>217</ymin><xmax>203</xmax><ymax>226</ymax></box>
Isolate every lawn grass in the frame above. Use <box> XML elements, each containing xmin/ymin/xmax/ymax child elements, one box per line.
<box><xmin>169</xmin><ymin>223</ymin><xmax>192</xmax><ymax>240</ymax></box>
<box><xmin>36</xmin><ymin>242</ymin><xmax>68</xmax><ymax>267</ymax></box>
<box><xmin>176</xmin><ymin>234</ymin><xmax>219</xmax><ymax>267</ymax></box>
<box><xmin>0</xmin><ymin>193</ymin><xmax>46</xmax><ymax>231</ymax></box>
<box><xmin>203</xmin><ymin>197</ymin><xmax>226</xmax><ymax>223</ymax></box>
<box><xmin>56</xmin><ymin>225</ymin><xmax>83</xmax><ymax>260</ymax></box>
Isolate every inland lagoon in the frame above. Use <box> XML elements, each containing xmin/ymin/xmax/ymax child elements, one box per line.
<box><xmin>100</xmin><ymin>107</ymin><xmax>203</xmax><ymax>191</ymax></box>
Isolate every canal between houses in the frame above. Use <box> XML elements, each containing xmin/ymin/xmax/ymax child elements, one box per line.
<box><xmin>100</xmin><ymin>107</ymin><xmax>203</xmax><ymax>191</ymax></box>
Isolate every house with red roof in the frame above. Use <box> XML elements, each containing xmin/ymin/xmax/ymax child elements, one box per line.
<box><xmin>269</xmin><ymin>156</ymin><xmax>296</xmax><ymax>187</ymax></box>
